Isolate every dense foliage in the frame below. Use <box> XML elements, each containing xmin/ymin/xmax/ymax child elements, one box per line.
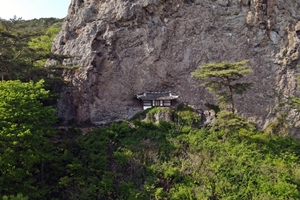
<box><xmin>50</xmin><ymin>111</ymin><xmax>300</xmax><ymax>200</ymax></box>
<box><xmin>2</xmin><ymin>106</ymin><xmax>300</xmax><ymax>199</ymax></box>
<box><xmin>28</xmin><ymin>24</ymin><xmax>61</xmax><ymax>67</ymax></box>
<box><xmin>0</xmin><ymin>16</ymin><xmax>62</xmax><ymax>81</ymax></box>
<box><xmin>0</xmin><ymin>80</ymin><xmax>57</xmax><ymax>198</ymax></box>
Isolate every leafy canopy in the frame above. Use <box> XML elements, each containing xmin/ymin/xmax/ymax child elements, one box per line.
<box><xmin>0</xmin><ymin>80</ymin><xmax>57</xmax><ymax>198</ymax></box>
<box><xmin>52</xmin><ymin>118</ymin><xmax>300</xmax><ymax>199</ymax></box>
<box><xmin>0</xmin><ymin>16</ymin><xmax>43</xmax><ymax>80</ymax></box>
<box><xmin>0</xmin><ymin>16</ymin><xmax>63</xmax><ymax>81</ymax></box>
<box><xmin>28</xmin><ymin>25</ymin><xmax>61</xmax><ymax>66</ymax></box>
<box><xmin>191</xmin><ymin>60</ymin><xmax>253</xmax><ymax>113</ymax></box>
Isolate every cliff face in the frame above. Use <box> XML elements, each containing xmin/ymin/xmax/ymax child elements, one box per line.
<box><xmin>48</xmin><ymin>0</ymin><xmax>300</xmax><ymax>136</ymax></box>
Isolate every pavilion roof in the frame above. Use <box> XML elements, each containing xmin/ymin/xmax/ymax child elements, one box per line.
<box><xmin>137</xmin><ymin>91</ymin><xmax>179</xmax><ymax>100</ymax></box>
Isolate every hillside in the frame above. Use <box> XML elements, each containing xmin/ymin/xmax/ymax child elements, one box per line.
<box><xmin>50</xmin><ymin>107</ymin><xmax>300</xmax><ymax>199</ymax></box>
<box><xmin>1</xmin><ymin>106</ymin><xmax>300</xmax><ymax>199</ymax></box>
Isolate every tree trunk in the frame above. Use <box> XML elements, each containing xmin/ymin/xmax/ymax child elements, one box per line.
<box><xmin>226</xmin><ymin>77</ymin><xmax>235</xmax><ymax>113</ymax></box>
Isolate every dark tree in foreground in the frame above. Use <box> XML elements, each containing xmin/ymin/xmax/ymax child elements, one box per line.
<box><xmin>191</xmin><ymin>60</ymin><xmax>253</xmax><ymax>113</ymax></box>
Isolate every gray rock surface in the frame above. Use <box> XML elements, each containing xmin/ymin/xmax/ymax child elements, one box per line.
<box><xmin>47</xmin><ymin>0</ymin><xmax>300</xmax><ymax>137</ymax></box>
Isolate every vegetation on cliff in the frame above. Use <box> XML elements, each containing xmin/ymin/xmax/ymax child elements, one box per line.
<box><xmin>1</xmin><ymin>17</ymin><xmax>300</xmax><ymax>200</ymax></box>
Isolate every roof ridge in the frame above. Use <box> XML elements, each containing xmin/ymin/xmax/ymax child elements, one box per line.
<box><xmin>144</xmin><ymin>91</ymin><xmax>172</xmax><ymax>93</ymax></box>
<box><xmin>137</xmin><ymin>91</ymin><xmax>179</xmax><ymax>100</ymax></box>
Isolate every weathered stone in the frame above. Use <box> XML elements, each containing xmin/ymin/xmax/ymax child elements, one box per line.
<box><xmin>246</xmin><ymin>11</ymin><xmax>255</xmax><ymax>27</ymax></box>
<box><xmin>48</xmin><ymin>0</ymin><xmax>300</xmax><ymax>135</ymax></box>
<box><xmin>270</xmin><ymin>31</ymin><xmax>278</xmax><ymax>45</ymax></box>
<box><xmin>202</xmin><ymin>110</ymin><xmax>216</xmax><ymax>127</ymax></box>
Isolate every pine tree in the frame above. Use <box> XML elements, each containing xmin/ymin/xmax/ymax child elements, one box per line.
<box><xmin>0</xmin><ymin>16</ymin><xmax>65</xmax><ymax>81</ymax></box>
<box><xmin>191</xmin><ymin>60</ymin><xmax>253</xmax><ymax>113</ymax></box>
<box><xmin>0</xmin><ymin>16</ymin><xmax>42</xmax><ymax>80</ymax></box>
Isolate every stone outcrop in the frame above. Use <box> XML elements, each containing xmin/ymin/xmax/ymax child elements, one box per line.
<box><xmin>48</xmin><ymin>0</ymin><xmax>300</xmax><ymax>137</ymax></box>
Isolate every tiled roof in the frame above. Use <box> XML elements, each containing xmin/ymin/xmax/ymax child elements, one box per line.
<box><xmin>137</xmin><ymin>91</ymin><xmax>179</xmax><ymax>100</ymax></box>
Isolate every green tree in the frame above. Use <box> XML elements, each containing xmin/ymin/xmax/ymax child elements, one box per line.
<box><xmin>191</xmin><ymin>60</ymin><xmax>253</xmax><ymax>113</ymax></box>
<box><xmin>0</xmin><ymin>16</ymin><xmax>41</xmax><ymax>80</ymax></box>
<box><xmin>0</xmin><ymin>16</ymin><xmax>64</xmax><ymax>81</ymax></box>
<box><xmin>211</xmin><ymin>110</ymin><xmax>255</xmax><ymax>135</ymax></box>
<box><xmin>28</xmin><ymin>25</ymin><xmax>61</xmax><ymax>67</ymax></box>
<box><xmin>2</xmin><ymin>193</ymin><xmax>28</xmax><ymax>200</ymax></box>
<box><xmin>0</xmin><ymin>80</ymin><xmax>57</xmax><ymax>198</ymax></box>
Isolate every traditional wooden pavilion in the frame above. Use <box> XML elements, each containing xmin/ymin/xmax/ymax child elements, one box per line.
<box><xmin>137</xmin><ymin>91</ymin><xmax>179</xmax><ymax>110</ymax></box>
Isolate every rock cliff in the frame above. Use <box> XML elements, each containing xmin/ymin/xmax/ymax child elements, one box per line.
<box><xmin>48</xmin><ymin>0</ymin><xmax>300</xmax><ymax>137</ymax></box>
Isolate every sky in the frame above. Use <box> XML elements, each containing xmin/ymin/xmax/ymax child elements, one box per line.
<box><xmin>0</xmin><ymin>0</ymin><xmax>71</xmax><ymax>20</ymax></box>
